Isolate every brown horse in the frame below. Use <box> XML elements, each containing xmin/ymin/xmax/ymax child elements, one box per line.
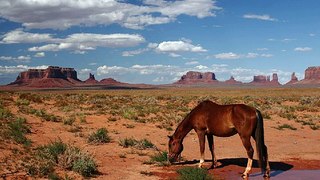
<box><xmin>168</xmin><ymin>100</ymin><xmax>270</xmax><ymax>178</ymax></box>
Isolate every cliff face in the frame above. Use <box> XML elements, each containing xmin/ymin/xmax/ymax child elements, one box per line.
<box><xmin>175</xmin><ymin>71</ymin><xmax>218</xmax><ymax>84</ymax></box>
<box><xmin>10</xmin><ymin>66</ymin><xmax>81</xmax><ymax>87</ymax></box>
<box><xmin>304</xmin><ymin>66</ymin><xmax>320</xmax><ymax>80</ymax></box>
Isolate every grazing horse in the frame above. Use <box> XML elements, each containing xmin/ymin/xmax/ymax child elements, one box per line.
<box><xmin>168</xmin><ymin>100</ymin><xmax>270</xmax><ymax>178</ymax></box>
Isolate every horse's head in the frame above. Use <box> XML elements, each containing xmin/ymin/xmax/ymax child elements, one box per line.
<box><xmin>168</xmin><ymin>135</ymin><xmax>183</xmax><ymax>163</ymax></box>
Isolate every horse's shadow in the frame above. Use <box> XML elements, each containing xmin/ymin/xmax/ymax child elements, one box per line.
<box><xmin>175</xmin><ymin>158</ymin><xmax>293</xmax><ymax>177</ymax></box>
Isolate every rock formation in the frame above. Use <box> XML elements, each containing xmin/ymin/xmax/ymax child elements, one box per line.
<box><xmin>9</xmin><ymin>66</ymin><xmax>81</xmax><ymax>87</ymax></box>
<box><xmin>84</xmin><ymin>73</ymin><xmax>99</xmax><ymax>84</ymax></box>
<box><xmin>224</xmin><ymin>76</ymin><xmax>242</xmax><ymax>85</ymax></box>
<box><xmin>175</xmin><ymin>71</ymin><xmax>218</xmax><ymax>84</ymax></box>
<box><xmin>100</xmin><ymin>78</ymin><xmax>124</xmax><ymax>85</ymax></box>
<box><xmin>304</xmin><ymin>66</ymin><xmax>320</xmax><ymax>80</ymax></box>
<box><xmin>296</xmin><ymin>66</ymin><xmax>320</xmax><ymax>84</ymax></box>
<box><xmin>286</xmin><ymin>72</ymin><xmax>299</xmax><ymax>85</ymax></box>
<box><xmin>249</xmin><ymin>73</ymin><xmax>280</xmax><ymax>86</ymax></box>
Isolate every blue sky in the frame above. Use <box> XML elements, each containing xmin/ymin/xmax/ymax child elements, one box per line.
<box><xmin>0</xmin><ymin>0</ymin><xmax>319</xmax><ymax>85</ymax></box>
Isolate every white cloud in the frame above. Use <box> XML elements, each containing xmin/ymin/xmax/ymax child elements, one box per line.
<box><xmin>122</xmin><ymin>48</ymin><xmax>149</xmax><ymax>57</ymax></box>
<box><xmin>214</xmin><ymin>52</ymin><xmax>273</xmax><ymax>59</ymax></box>
<box><xmin>0</xmin><ymin>55</ymin><xmax>31</xmax><ymax>63</ymax></box>
<box><xmin>0</xmin><ymin>0</ymin><xmax>220</xmax><ymax>30</ymax></box>
<box><xmin>185</xmin><ymin>61</ymin><xmax>199</xmax><ymax>65</ymax></box>
<box><xmin>34</xmin><ymin>52</ymin><xmax>45</xmax><ymax>57</ymax></box>
<box><xmin>294</xmin><ymin>47</ymin><xmax>312</xmax><ymax>52</ymax></box>
<box><xmin>1</xmin><ymin>29</ymin><xmax>146</xmax><ymax>53</ymax></box>
<box><xmin>155</xmin><ymin>40</ymin><xmax>207</xmax><ymax>53</ymax></box>
<box><xmin>26</xmin><ymin>33</ymin><xmax>145</xmax><ymax>52</ymax></box>
<box><xmin>214</xmin><ymin>52</ymin><xmax>241</xmax><ymax>59</ymax></box>
<box><xmin>243</xmin><ymin>14</ymin><xmax>278</xmax><ymax>21</ymax></box>
<box><xmin>0</xmin><ymin>29</ymin><xmax>54</xmax><ymax>44</ymax></box>
<box><xmin>0</xmin><ymin>65</ymin><xmax>48</xmax><ymax>74</ymax></box>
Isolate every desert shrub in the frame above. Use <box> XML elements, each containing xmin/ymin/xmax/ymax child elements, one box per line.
<box><xmin>87</xmin><ymin>128</ymin><xmax>111</xmax><ymax>144</ymax></box>
<box><xmin>63</xmin><ymin>116</ymin><xmax>76</xmax><ymax>125</ymax></box>
<box><xmin>7</xmin><ymin>117</ymin><xmax>31</xmax><ymax>146</ymax></box>
<box><xmin>275</xmin><ymin>124</ymin><xmax>297</xmax><ymax>130</ymax></box>
<box><xmin>25</xmin><ymin>140</ymin><xmax>97</xmax><ymax>177</ymax></box>
<box><xmin>15</xmin><ymin>98</ymin><xmax>30</xmax><ymax>106</ymax></box>
<box><xmin>19</xmin><ymin>93</ymin><xmax>43</xmax><ymax>103</ymax></box>
<box><xmin>119</xmin><ymin>137</ymin><xmax>138</xmax><ymax>148</ymax></box>
<box><xmin>177</xmin><ymin>167</ymin><xmax>212</xmax><ymax>180</ymax></box>
<box><xmin>146</xmin><ymin>151</ymin><xmax>169</xmax><ymax>166</ymax></box>
<box><xmin>119</xmin><ymin>138</ymin><xmax>155</xmax><ymax>150</ymax></box>
<box><xmin>71</xmin><ymin>154</ymin><xmax>97</xmax><ymax>177</ymax></box>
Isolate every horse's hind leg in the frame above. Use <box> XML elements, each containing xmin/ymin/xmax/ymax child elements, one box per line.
<box><xmin>240</xmin><ymin>136</ymin><xmax>254</xmax><ymax>178</ymax></box>
<box><xmin>207</xmin><ymin>134</ymin><xmax>220</xmax><ymax>169</ymax></box>
<box><xmin>196</xmin><ymin>130</ymin><xmax>206</xmax><ymax>168</ymax></box>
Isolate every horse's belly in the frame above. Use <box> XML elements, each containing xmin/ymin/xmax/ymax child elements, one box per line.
<box><xmin>209</xmin><ymin>127</ymin><xmax>237</xmax><ymax>137</ymax></box>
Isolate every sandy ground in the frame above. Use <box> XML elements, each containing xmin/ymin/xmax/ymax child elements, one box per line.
<box><xmin>1</xmin><ymin>90</ymin><xmax>320</xmax><ymax>179</ymax></box>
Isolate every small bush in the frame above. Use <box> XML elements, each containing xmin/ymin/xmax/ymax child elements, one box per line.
<box><xmin>87</xmin><ymin>128</ymin><xmax>111</xmax><ymax>144</ymax></box>
<box><xmin>119</xmin><ymin>138</ymin><xmax>155</xmax><ymax>150</ymax></box>
<box><xmin>25</xmin><ymin>140</ymin><xmax>97</xmax><ymax>177</ymax></box>
<box><xmin>275</xmin><ymin>124</ymin><xmax>297</xmax><ymax>130</ymax></box>
<box><xmin>146</xmin><ymin>151</ymin><xmax>169</xmax><ymax>166</ymax></box>
<box><xmin>63</xmin><ymin>116</ymin><xmax>76</xmax><ymax>125</ymax></box>
<box><xmin>8</xmin><ymin>117</ymin><xmax>31</xmax><ymax>146</ymax></box>
<box><xmin>119</xmin><ymin>137</ymin><xmax>138</xmax><ymax>148</ymax></box>
<box><xmin>72</xmin><ymin>155</ymin><xmax>97</xmax><ymax>177</ymax></box>
<box><xmin>177</xmin><ymin>167</ymin><xmax>212</xmax><ymax>180</ymax></box>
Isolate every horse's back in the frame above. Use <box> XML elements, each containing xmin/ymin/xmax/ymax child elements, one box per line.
<box><xmin>192</xmin><ymin>100</ymin><xmax>257</xmax><ymax>137</ymax></box>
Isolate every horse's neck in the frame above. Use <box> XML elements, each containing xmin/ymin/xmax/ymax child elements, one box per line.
<box><xmin>173</xmin><ymin>115</ymin><xmax>193</xmax><ymax>141</ymax></box>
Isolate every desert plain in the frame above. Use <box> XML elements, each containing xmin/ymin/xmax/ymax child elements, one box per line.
<box><xmin>0</xmin><ymin>87</ymin><xmax>319</xmax><ymax>179</ymax></box>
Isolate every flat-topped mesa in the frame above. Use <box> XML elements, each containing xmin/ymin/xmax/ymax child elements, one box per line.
<box><xmin>250</xmin><ymin>73</ymin><xmax>280</xmax><ymax>86</ymax></box>
<box><xmin>10</xmin><ymin>66</ymin><xmax>81</xmax><ymax>86</ymax></box>
<box><xmin>175</xmin><ymin>71</ymin><xmax>218</xmax><ymax>84</ymax></box>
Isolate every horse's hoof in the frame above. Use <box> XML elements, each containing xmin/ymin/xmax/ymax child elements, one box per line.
<box><xmin>263</xmin><ymin>174</ymin><xmax>270</xmax><ymax>179</ymax></box>
<box><xmin>241</xmin><ymin>173</ymin><xmax>249</xmax><ymax>179</ymax></box>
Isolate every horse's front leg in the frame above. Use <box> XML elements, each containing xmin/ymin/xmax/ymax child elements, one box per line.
<box><xmin>196</xmin><ymin>130</ymin><xmax>206</xmax><ymax>168</ymax></box>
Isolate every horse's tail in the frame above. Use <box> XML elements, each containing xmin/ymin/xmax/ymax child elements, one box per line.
<box><xmin>255</xmin><ymin>110</ymin><xmax>268</xmax><ymax>173</ymax></box>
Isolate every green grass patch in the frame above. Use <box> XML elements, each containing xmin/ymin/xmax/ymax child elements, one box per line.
<box><xmin>87</xmin><ymin>128</ymin><xmax>111</xmax><ymax>144</ymax></box>
<box><xmin>177</xmin><ymin>167</ymin><xmax>213</xmax><ymax>180</ymax></box>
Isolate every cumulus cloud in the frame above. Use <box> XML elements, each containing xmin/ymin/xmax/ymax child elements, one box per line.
<box><xmin>155</xmin><ymin>40</ymin><xmax>207</xmax><ymax>53</ymax></box>
<box><xmin>294</xmin><ymin>47</ymin><xmax>312</xmax><ymax>52</ymax></box>
<box><xmin>0</xmin><ymin>55</ymin><xmax>31</xmax><ymax>63</ymax></box>
<box><xmin>0</xmin><ymin>29</ymin><xmax>55</xmax><ymax>44</ymax></box>
<box><xmin>0</xmin><ymin>0</ymin><xmax>220</xmax><ymax>30</ymax></box>
<box><xmin>34</xmin><ymin>52</ymin><xmax>45</xmax><ymax>57</ymax></box>
<box><xmin>26</xmin><ymin>33</ymin><xmax>145</xmax><ymax>52</ymax></box>
<box><xmin>243</xmin><ymin>14</ymin><xmax>278</xmax><ymax>21</ymax></box>
<box><xmin>1</xmin><ymin>29</ymin><xmax>145</xmax><ymax>52</ymax></box>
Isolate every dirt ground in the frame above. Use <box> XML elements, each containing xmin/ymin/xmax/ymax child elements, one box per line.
<box><xmin>0</xmin><ymin>88</ymin><xmax>320</xmax><ymax>179</ymax></box>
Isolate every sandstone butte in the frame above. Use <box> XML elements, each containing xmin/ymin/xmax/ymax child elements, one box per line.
<box><xmin>4</xmin><ymin>65</ymin><xmax>320</xmax><ymax>88</ymax></box>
